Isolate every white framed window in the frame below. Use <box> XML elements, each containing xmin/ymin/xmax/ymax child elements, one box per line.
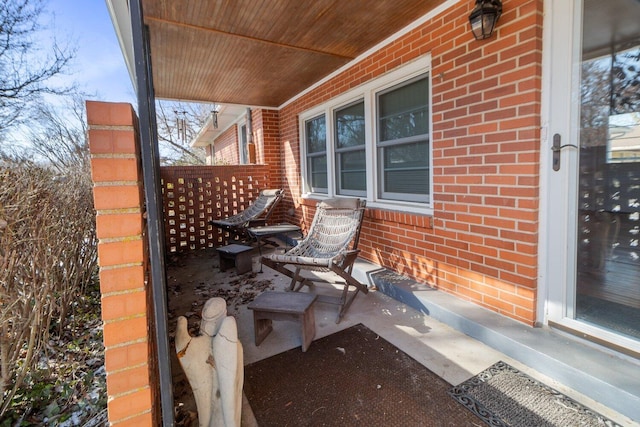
<box><xmin>299</xmin><ymin>55</ymin><xmax>432</xmax><ymax>213</ymax></box>
<box><xmin>304</xmin><ymin>114</ymin><xmax>328</xmax><ymax>194</ymax></box>
<box><xmin>377</xmin><ymin>74</ymin><xmax>430</xmax><ymax>202</ymax></box>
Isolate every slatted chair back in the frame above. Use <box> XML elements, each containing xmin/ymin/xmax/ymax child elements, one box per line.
<box><xmin>287</xmin><ymin>198</ymin><xmax>366</xmax><ymax>264</ymax></box>
<box><xmin>217</xmin><ymin>188</ymin><xmax>284</xmax><ymax>226</ymax></box>
<box><xmin>260</xmin><ymin>197</ymin><xmax>368</xmax><ymax>323</ymax></box>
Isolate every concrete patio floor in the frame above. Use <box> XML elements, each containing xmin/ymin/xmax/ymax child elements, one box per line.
<box><xmin>167</xmin><ymin>245</ymin><xmax>637</xmax><ymax>426</ymax></box>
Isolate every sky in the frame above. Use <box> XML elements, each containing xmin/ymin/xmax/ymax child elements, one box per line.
<box><xmin>43</xmin><ymin>0</ymin><xmax>135</xmax><ymax>104</ymax></box>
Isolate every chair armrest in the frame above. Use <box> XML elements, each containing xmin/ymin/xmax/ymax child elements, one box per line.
<box><xmin>337</xmin><ymin>249</ymin><xmax>360</xmax><ymax>270</ymax></box>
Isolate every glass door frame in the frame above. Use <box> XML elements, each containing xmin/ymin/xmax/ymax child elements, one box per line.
<box><xmin>540</xmin><ymin>0</ymin><xmax>640</xmax><ymax>355</ymax></box>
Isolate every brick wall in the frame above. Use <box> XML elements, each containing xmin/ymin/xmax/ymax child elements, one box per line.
<box><xmin>87</xmin><ymin>101</ymin><xmax>157</xmax><ymax>426</ymax></box>
<box><xmin>278</xmin><ymin>0</ymin><xmax>542</xmax><ymax>325</ymax></box>
<box><xmin>251</xmin><ymin>108</ymin><xmax>279</xmax><ymax>166</ymax></box>
<box><xmin>251</xmin><ymin>108</ymin><xmax>294</xmax><ymax>218</ymax></box>
<box><xmin>213</xmin><ymin>124</ymin><xmax>239</xmax><ymax>164</ymax></box>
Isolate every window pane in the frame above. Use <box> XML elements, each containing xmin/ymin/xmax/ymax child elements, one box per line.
<box><xmin>305</xmin><ymin>114</ymin><xmax>327</xmax><ymax>193</ymax></box>
<box><xmin>377</xmin><ymin>74</ymin><xmax>430</xmax><ymax>201</ymax></box>
<box><xmin>336</xmin><ymin>101</ymin><xmax>365</xmax><ymax>149</ymax></box>
<box><xmin>382</xmin><ymin>140</ymin><xmax>429</xmax><ymax>195</ymax></box>
<box><xmin>309</xmin><ymin>155</ymin><xmax>327</xmax><ymax>190</ymax></box>
<box><xmin>306</xmin><ymin>116</ymin><xmax>326</xmax><ymax>153</ymax></box>
<box><xmin>379</xmin><ymin>77</ymin><xmax>429</xmax><ymax>142</ymax></box>
<box><xmin>340</xmin><ymin>150</ymin><xmax>366</xmax><ymax>192</ymax></box>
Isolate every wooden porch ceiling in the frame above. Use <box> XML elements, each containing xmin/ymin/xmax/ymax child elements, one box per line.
<box><xmin>141</xmin><ymin>0</ymin><xmax>446</xmax><ymax>107</ymax></box>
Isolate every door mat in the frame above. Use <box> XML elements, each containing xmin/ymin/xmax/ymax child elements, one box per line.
<box><xmin>449</xmin><ymin>361</ymin><xmax>621</xmax><ymax>427</ymax></box>
<box><xmin>244</xmin><ymin>323</ymin><xmax>480</xmax><ymax>426</ymax></box>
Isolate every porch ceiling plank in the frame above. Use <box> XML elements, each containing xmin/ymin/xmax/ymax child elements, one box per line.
<box><xmin>149</xmin><ymin>21</ymin><xmax>350</xmax><ymax>105</ymax></box>
<box><xmin>140</xmin><ymin>0</ymin><xmax>447</xmax><ymax>106</ymax></box>
<box><xmin>146</xmin><ymin>16</ymin><xmax>356</xmax><ymax>59</ymax></box>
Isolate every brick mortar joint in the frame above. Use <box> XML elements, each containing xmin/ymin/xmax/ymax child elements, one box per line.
<box><xmin>101</xmin><ymin>287</ymin><xmax>146</xmax><ymax>298</ymax></box>
<box><xmin>109</xmin><ymin>409</ymin><xmax>152</xmax><ymax>426</ymax></box>
<box><xmin>98</xmin><ymin>236</ymin><xmax>143</xmax><ymax>244</ymax></box>
<box><xmin>106</xmin><ymin>361</ymin><xmax>149</xmax><ymax>377</ymax></box>
<box><xmin>96</xmin><ymin>208</ymin><xmax>143</xmax><ymax>215</ymax></box>
<box><xmin>99</xmin><ymin>262</ymin><xmax>143</xmax><ymax>271</ymax></box>
<box><xmin>107</xmin><ymin>385</ymin><xmax>151</xmax><ymax>405</ymax></box>
<box><xmin>93</xmin><ymin>181</ymin><xmax>142</xmax><ymax>187</ymax></box>
<box><xmin>104</xmin><ymin>337</ymin><xmax>148</xmax><ymax>351</ymax></box>
<box><xmin>91</xmin><ymin>153</ymin><xmax>138</xmax><ymax>159</ymax></box>
<box><xmin>89</xmin><ymin>124</ymin><xmax>135</xmax><ymax>131</ymax></box>
<box><xmin>103</xmin><ymin>313</ymin><xmax>147</xmax><ymax>326</ymax></box>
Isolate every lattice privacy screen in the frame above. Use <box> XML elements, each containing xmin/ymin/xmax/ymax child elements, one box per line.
<box><xmin>160</xmin><ymin>166</ymin><xmax>271</xmax><ymax>253</ymax></box>
<box><xmin>579</xmin><ymin>155</ymin><xmax>640</xmax><ymax>270</ymax></box>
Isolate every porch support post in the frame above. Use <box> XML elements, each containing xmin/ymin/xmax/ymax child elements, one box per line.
<box><xmin>129</xmin><ymin>0</ymin><xmax>175</xmax><ymax>425</ymax></box>
<box><xmin>88</xmin><ymin>101</ymin><xmax>154</xmax><ymax>426</ymax></box>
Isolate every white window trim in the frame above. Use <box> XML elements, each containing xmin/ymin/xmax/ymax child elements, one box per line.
<box><xmin>299</xmin><ymin>54</ymin><xmax>433</xmax><ymax>216</ymax></box>
<box><xmin>300</xmin><ymin>113</ymin><xmax>330</xmax><ymax>194</ymax></box>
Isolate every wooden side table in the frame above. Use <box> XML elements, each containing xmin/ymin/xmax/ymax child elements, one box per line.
<box><xmin>216</xmin><ymin>244</ymin><xmax>254</xmax><ymax>274</ymax></box>
<box><xmin>247</xmin><ymin>291</ymin><xmax>317</xmax><ymax>352</ymax></box>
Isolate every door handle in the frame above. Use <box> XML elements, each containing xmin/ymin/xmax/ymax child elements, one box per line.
<box><xmin>551</xmin><ymin>134</ymin><xmax>578</xmax><ymax>171</ymax></box>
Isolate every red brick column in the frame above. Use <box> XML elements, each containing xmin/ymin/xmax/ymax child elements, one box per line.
<box><xmin>86</xmin><ymin>101</ymin><xmax>156</xmax><ymax>426</ymax></box>
<box><xmin>252</xmin><ymin>108</ymin><xmax>290</xmax><ymax>219</ymax></box>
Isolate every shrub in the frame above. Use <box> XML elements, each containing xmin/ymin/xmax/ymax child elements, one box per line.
<box><xmin>0</xmin><ymin>158</ymin><xmax>97</xmax><ymax>418</ymax></box>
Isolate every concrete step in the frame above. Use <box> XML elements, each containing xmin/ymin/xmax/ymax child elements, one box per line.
<box><xmin>352</xmin><ymin>259</ymin><xmax>640</xmax><ymax>423</ymax></box>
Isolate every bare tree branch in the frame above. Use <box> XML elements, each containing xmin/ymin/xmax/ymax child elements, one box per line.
<box><xmin>155</xmin><ymin>100</ymin><xmax>210</xmax><ymax>165</ymax></box>
<box><xmin>26</xmin><ymin>93</ymin><xmax>89</xmax><ymax>172</ymax></box>
<box><xmin>0</xmin><ymin>0</ymin><xmax>75</xmax><ymax>134</ymax></box>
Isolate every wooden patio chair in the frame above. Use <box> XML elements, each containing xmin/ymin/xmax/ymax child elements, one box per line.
<box><xmin>261</xmin><ymin>197</ymin><xmax>368</xmax><ymax>323</ymax></box>
<box><xmin>210</xmin><ymin>188</ymin><xmax>284</xmax><ymax>244</ymax></box>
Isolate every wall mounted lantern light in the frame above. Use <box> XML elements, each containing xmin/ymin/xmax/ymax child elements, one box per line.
<box><xmin>469</xmin><ymin>0</ymin><xmax>502</xmax><ymax>40</ymax></box>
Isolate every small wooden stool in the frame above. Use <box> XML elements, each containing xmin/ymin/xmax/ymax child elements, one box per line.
<box><xmin>247</xmin><ymin>291</ymin><xmax>317</xmax><ymax>352</ymax></box>
<box><xmin>216</xmin><ymin>244</ymin><xmax>253</xmax><ymax>274</ymax></box>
